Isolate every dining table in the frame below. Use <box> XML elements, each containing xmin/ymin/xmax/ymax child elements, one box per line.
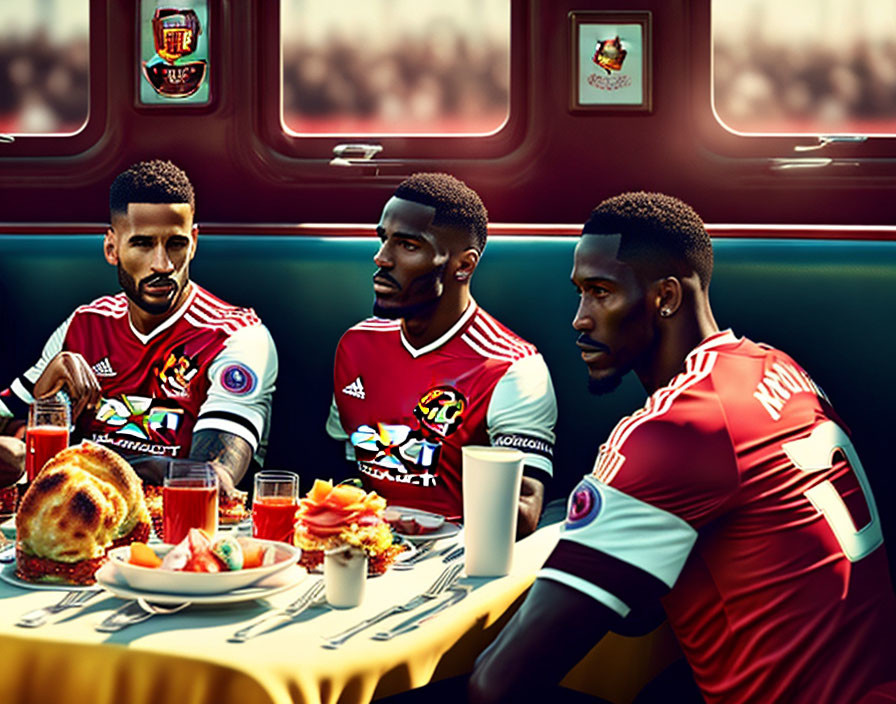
<box><xmin>0</xmin><ymin>520</ymin><xmax>680</xmax><ymax>704</ymax></box>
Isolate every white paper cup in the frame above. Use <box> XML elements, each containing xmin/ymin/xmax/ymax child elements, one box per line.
<box><xmin>324</xmin><ymin>546</ymin><xmax>368</xmax><ymax>608</ymax></box>
<box><xmin>461</xmin><ymin>446</ymin><xmax>524</xmax><ymax>577</ymax></box>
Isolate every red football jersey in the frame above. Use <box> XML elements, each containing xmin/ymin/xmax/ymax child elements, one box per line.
<box><xmin>541</xmin><ymin>330</ymin><xmax>896</xmax><ymax>703</ymax></box>
<box><xmin>327</xmin><ymin>303</ymin><xmax>557</xmax><ymax>519</ymax></box>
<box><xmin>1</xmin><ymin>285</ymin><xmax>277</xmax><ymax>462</ymax></box>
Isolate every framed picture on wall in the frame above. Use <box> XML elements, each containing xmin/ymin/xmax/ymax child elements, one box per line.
<box><xmin>137</xmin><ymin>0</ymin><xmax>211</xmax><ymax>107</ymax></box>
<box><xmin>569</xmin><ymin>11</ymin><xmax>652</xmax><ymax>112</ymax></box>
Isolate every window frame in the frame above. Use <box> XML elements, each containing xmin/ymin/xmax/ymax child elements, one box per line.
<box><xmin>257</xmin><ymin>0</ymin><xmax>528</xmax><ymax>164</ymax></box>
<box><xmin>694</xmin><ymin>0</ymin><xmax>896</xmax><ymax>163</ymax></box>
<box><xmin>0</xmin><ymin>0</ymin><xmax>107</xmax><ymax>158</ymax></box>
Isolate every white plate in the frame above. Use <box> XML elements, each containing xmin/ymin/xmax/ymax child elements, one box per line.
<box><xmin>109</xmin><ymin>538</ymin><xmax>301</xmax><ymax>595</ymax></box>
<box><xmin>0</xmin><ymin>562</ymin><xmax>99</xmax><ymax>592</ymax></box>
<box><xmin>387</xmin><ymin>506</ymin><xmax>461</xmax><ymax>543</ymax></box>
<box><xmin>95</xmin><ymin>562</ymin><xmax>307</xmax><ymax>605</ymax></box>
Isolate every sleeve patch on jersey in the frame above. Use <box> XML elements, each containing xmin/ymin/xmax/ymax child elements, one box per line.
<box><xmin>560</xmin><ymin>476</ymin><xmax>698</xmax><ymax>588</ymax></box>
<box><xmin>220</xmin><ymin>364</ymin><xmax>257</xmax><ymax>395</ymax></box>
<box><xmin>566</xmin><ymin>477</ymin><xmax>602</xmax><ymax>528</ymax></box>
<box><xmin>492</xmin><ymin>433</ymin><xmax>554</xmax><ymax>460</ymax></box>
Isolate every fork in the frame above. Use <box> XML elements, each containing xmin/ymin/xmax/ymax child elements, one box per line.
<box><xmin>16</xmin><ymin>588</ymin><xmax>103</xmax><ymax>628</ymax></box>
<box><xmin>95</xmin><ymin>598</ymin><xmax>191</xmax><ymax>632</ymax></box>
<box><xmin>228</xmin><ymin>578</ymin><xmax>325</xmax><ymax>643</ymax></box>
<box><xmin>321</xmin><ymin>562</ymin><xmax>463</xmax><ymax>649</ymax></box>
<box><xmin>372</xmin><ymin>584</ymin><xmax>472</xmax><ymax>640</ymax></box>
<box><xmin>392</xmin><ymin>540</ymin><xmax>437</xmax><ymax>570</ymax></box>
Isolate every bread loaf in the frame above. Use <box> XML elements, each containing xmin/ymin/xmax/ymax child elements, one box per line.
<box><xmin>15</xmin><ymin>441</ymin><xmax>150</xmax><ymax>584</ymax></box>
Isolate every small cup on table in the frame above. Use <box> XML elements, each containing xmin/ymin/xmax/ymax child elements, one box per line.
<box><xmin>461</xmin><ymin>445</ymin><xmax>524</xmax><ymax>577</ymax></box>
<box><xmin>25</xmin><ymin>397</ymin><xmax>70</xmax><ymax>481</ymax></box>
<box><xmin>162</xmin><ymin>460</ymin><xmax>218</xmax><ymax>544</ymax></box>
<box><xmin>251</xmin><ymin>470</ymin><xmax>299</xmax><ymax>543</ymax></box>
<box><xmin>324</xmin><ymin>545</ymin><xmax>367</xmax><ymax>608</ymax></box>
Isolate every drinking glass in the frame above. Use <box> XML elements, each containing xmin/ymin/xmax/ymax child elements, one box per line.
<box><xmin>25</xmin><ymin>398</ymin><xmax>70</xmax><ymax>481</ymax></box>
<box><xmin>252</xmin><ymin>470</ymin><xmax>299</xmax><ymax>543</ymax></box>
<box><xmin>324</xmin><ymin>546</ymin><xmax>367</xmax><ymax>608</ymax></box>
<box><xmin>162</xmin><ymin>460</ymin><xmax>218</xmax><ymax>544</ymax></box>
<box><xmin>461</xmin><ymin>445</ymin><xmax>524</xmax><ymax>577</ymax></box>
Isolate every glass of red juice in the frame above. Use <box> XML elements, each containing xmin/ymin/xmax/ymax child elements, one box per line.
<box><xmin>26</xmin><ymin>398</ymin><xmax>70</xmax><ymax>481</ymax></box>
<box><xmin>163</xmin><ymin>461</ymin><xmax>218</xmax><ymax>544</ymax></box>
<box><xmin>252</xmin><ymin>471</ymin><xmax>299</xmax><ymax>543</ymax></box>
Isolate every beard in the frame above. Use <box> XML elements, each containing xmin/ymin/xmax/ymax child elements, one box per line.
<box><xmin>118</xmin><ymin>265</ymin><xmax>180</xmax><ymax>315</ymax></box>
<box><xmin>372</xmin><ymin>264</ymin><xmax>446</xmax><ymax>321</ymax></box>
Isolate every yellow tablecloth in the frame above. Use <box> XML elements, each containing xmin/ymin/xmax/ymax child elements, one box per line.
<box><xmin>0</xmin><ymin>524</ymin><xmax>679</xmax><ymax>704</ymax></box>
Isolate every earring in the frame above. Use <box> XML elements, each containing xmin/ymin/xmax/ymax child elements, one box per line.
<box><xmin>660</xmin><ymin>308</ymin><xmax>671</xmax><ymax>317</ymax></box>
<box><xmin>456</xmin><ymin>271</ymin><xmax>470</xmax><ymax>281</ymax></box>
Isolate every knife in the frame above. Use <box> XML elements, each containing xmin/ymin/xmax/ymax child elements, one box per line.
<box><xmin>370</xmin><ymin>585</ymin><xmax>471</xmax><ymax>640</ymax></box>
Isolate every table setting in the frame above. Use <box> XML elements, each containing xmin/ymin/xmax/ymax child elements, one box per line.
<box><xmin>0</xmin><ymin>438</ymin><xmax>581</xmax><ymax>704</ymax></box>
<box><xmin>0</xmin><ymin>421</ymin><xmax>680</xmax><ymax>704</ymax></box>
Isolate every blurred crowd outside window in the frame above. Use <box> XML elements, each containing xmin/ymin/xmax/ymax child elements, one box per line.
<box><xmin>713</xmin><ymin>0</ymin><xmax>896</xmax><ymax>135</ymax></box>
<box><xmin>281</xmin><ymin>0</ymin><xmax>510</xmax><ymax>135</ymax></box>
<box><xmin>0</xmin><ymin>0</ymin><xmax>89</xmax><ymax>135</ymax></box>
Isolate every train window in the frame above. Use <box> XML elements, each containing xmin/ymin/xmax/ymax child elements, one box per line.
<box><xmin>280</xmin><ymin>0</ymin><xmax>510</xmax><ymax>137</ymax></box>
<box><xmin>712</xmin><ymin>0</ymin><xmax>896</xmax><ymax>138</ymax></box>
<box><xmin>0</xmin><ymin>1</ymin><xmax>89</xmax><ymax>136</ymax></box>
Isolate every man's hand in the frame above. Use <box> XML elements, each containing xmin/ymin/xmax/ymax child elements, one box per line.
<box><xmin>0</xmin><ymin>436</ymin><xmax>25</xmax><ymax>488</ymax></box>
<box><xmin>32</xmin><ymin>352</ymin><xmax>101</xmax><ymax>421</ymax></box>
<box><xmin>209</xmin><ymin>460</ymin><xmax>246</xmax><ymax>503</ymax></box>
<box><xmin>189</xmin><ymin>429</ymin><xmax>253</xmax><ymax>500</ymax></box>
<box><xmin>517</xmin><ymin>475</ymin><xmax>545</xmax><ymax>538</ymax></box>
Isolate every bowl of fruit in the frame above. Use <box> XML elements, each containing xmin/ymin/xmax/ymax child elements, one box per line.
<box><xmin>107</xmin><ymin>528</ymin><xmax>301</xmax><ymax>595</ymax></box>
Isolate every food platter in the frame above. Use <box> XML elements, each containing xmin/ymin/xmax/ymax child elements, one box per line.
<box><xmin>385</xmin><ymin>506</ymin><xmax>461</xmax><ymax>543</ymax></box>
<box><xmin>0</xmin><ymin>562</ymin><xmax>99</xmax><ymax>592</ymax></box>
<box><xmin>108</xmin><ymin>539</ymin><xmax>300</xmax><ymax>595</ymax></box>
<box><xmin>95</xmin><ymin>562</ymin><xmax>308</xmax><ymax>605</ymax></box>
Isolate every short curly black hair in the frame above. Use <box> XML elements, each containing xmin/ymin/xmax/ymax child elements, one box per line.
<box><xmin>109</xmin><ymin>160</ymin><xmax>195</xmax><ymax>218</ymax></box>
<box><xmin>393</xmin><ymin>173</ymin><xmax>488</xmax><ymax>252</ymax></box>
<box><xmin>583</xmin><ymin>192</ymin><xmax>713</xmax><ymax>288</ymax></box>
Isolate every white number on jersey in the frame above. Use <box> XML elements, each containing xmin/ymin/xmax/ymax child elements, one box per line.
<box><xmin>782</xmin><ymin>420</ymin><xmax>883</xmax><ymax>562</ymax></box>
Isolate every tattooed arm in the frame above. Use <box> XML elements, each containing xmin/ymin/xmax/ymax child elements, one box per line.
<box><xmin>189</xmin><ymin>429</ymin><xmax>254</xmax><ymax>498</ymax></box>
<box><xmin>124</xmin><ymin>430</ymin><xmax>252</xmax><ymax>500</ymax></box>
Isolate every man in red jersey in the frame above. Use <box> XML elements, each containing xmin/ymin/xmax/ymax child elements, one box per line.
<box><xmin>470</xmin><ymin>192</ymin><xmax>896</xmax><ymax>703</ymax></box>
<box><xmin>326</xmin><ymin>173</ymin><xmax>557</xmax><ymax>536</ymax></box>
<box><xmin>0</xmin><ymin>160</ymin><xmax>277</xmax><ymax>492</ymax></box>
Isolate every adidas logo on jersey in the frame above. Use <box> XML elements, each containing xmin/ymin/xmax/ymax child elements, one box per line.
<box><xmin>342</xmin><ymin>376</ymin><xmax>365</xmax><ymax>400</ymax></box>
<box><xmin>91</xmin><ymin>357</ymin><xmax>116</xmax><ymax>377</ymax></box>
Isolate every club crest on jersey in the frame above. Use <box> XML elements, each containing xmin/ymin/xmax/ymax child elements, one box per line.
<box><xmin>156</xmin><ymin>344</ymin><xmax>199</xmax><ymax>398</ymax></box>
<box><xmin>349</xmin><ymin>385</ymin><xmax>467</xmax><ymax>488</ymax></box>
<box><xmin>566</xmin><ymin>478</ymin><xmax>603</xmax><ymax>529</ymax></box>
<box><xmin>413</xmin><ymin>386</ymin><xmax>466</xmax><ymax>438</ymax></box>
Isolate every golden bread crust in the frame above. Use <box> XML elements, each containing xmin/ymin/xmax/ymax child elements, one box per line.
<box><xmin>40</xmin><ymin>441</ymin><xmax>149</xmax><ymax>538</ymax></box>
<box><xmin>16</xmin><ymin>441</ymin><xmax>149</xmax><ymax>564</ymax></box>
<box><xmin>17</xmin><ymin>466</ymin><xmax>127</xmax><ymax>561</ymax></box>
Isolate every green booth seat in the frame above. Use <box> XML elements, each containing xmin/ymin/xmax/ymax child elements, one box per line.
<box><xmin>1</xmin><ymin>234</ymin><xmax>894</xmax><ymax>575</ymax></box>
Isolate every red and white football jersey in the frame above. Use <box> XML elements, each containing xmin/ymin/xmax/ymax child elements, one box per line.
<box><xmin>327</xmin><ymin>302</ymin><xmax>557</xmax><ymax>519</ymax></box>
<box><xmin>540</xmin><ymin>330</ymin><xmax>896</xmax><ymax>704</ymax></box>
<box><xmin>1</xmin><ymin>284</ymin><xmax>277</xmax><ymax>462</ymax></box>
